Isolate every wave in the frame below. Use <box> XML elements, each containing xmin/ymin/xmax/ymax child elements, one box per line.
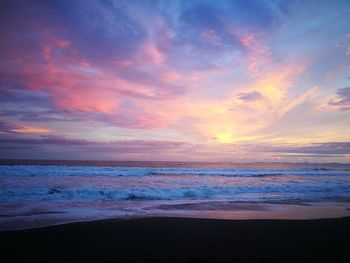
<box><xmin>2</xmin><ymin>181</ymin><xmax>350</xmax><ymax>203</ymax></box>
<box><xmin>1</xmin><ymin>165</ymin><xmax>350</xmax><ymax>204</ymax></box>
<box><xmin>1</xmin><ymin>165</ymin><xmax>349</xmax><ymax>178</ymax></box>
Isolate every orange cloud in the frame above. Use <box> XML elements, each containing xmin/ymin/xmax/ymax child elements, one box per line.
<box><xmin>12</xmin><ymin>126</ymin><xmax>51</xmax><ymax>134</ymax></box>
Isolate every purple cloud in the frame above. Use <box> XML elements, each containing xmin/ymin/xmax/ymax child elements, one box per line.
<box><xmin>329</xmin><ymin>87</ymin><xmax>350</xmax><ymax>111</ymax></box>
<box><xmin>254</xmin><ymin>142</ymin><xmax>350</xmax><ymax>155</ymax></box>
<box><xmin>0</xmin><ymin>120</ymin><xmax>21</xmax><ymax>133</ymax></box>
<box><xmin>236</xmin><ymin>90</ymin><xmax>263</xmax><ymax>101</ymax></box>
<box><xmin>0</xmin><ymin>135</ymin><xmax>194</xmax><ymax>160</ymax></box>
<box><xmin>1</xmin><ymin>136</ymin><xmax>350</xmax><ymax>161</ymax></box>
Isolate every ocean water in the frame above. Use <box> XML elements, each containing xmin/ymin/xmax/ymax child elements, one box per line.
<box><xmin>1</xmin><ymin>161</ymin><xmax>350</xmax><ymax>230</ymax></box>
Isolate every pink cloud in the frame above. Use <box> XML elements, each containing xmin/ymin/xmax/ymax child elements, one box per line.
<box><xmin>4</xmin><ymin>32</ymin><xmax>188</xmax><ymax>130</ymax></box>
<box><xmin>112</xmin><ymin>109</ymin><xmax>171</xmax><ymax>129</ymax></box>
<box><xmin>113</xmin><ymin>59</ymin><xmax>133</xmax><ymax>67</ymax></box>
<box><xmin>48</xmin><ymin>35</ymin><xmax>70</xmax><ymax>49</ymax></box>
<box><xmin>53</xmin><ymin>85</ymin><xmax>118</xmax><ymax>113</ymax></box>
<box><xmin>139</xmin><ymin>41</ymin><xmax>165</xmax><ymax>65</ymax></box>
<box><xmin>80</xmin><ymin>60</ymin><xmax>91</xmax><ymax>68</ymax></box>
<box><xmin>239</xmin><ymin>33</ymin><xmax>272</xmax><ymax>76</ymax></box>
<box><xmin>22</xmin><ymin>59</ymin><xmax>119</xmax><ymax>113</ymax></box>
<box><xmin>161</xmin><ymin>70</ymin><xmax>181</xmax><ymax>82</ymax></box>
<box><xmin>16</xmin><ymin>32</ymin><xmax>182</xmax><ymax>115</ymax></box>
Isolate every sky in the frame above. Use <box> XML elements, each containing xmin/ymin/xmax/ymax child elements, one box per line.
<box><xmin>0</xmin><ymin>0</ymin><xmax>350</xmax><ymax>162</ymax></box>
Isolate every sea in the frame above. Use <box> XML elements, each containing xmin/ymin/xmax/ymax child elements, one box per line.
<box><xmin>1</xmin><ymin>160</ymin><xmax>350</xmax><ymax>230</ymax></box>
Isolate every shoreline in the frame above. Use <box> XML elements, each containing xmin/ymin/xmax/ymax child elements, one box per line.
<box><xmin>1</xmin><ymin>216</ymin><xmax>350</xmax><ymax>262</ymax></box>
<box><xmin>1</xmin><ymin>200</ymin><xmax>350</xmax><ymax>232</ymax></box>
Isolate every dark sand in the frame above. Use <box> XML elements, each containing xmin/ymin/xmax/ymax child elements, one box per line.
<box><xmin>1</xmin><ymin>217</ymin><xmax>350</xmax><ymax>262</ymax></box>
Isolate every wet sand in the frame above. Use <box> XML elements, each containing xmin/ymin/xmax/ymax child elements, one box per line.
<box><xmin>1</xmin><ymin>216</ymin><xmax>350</xmax><ymax>262</ymax></box>
<box><xmin>2</xmin><ymin>201</ymin><xmax>350</xmax><ymax>231</ymax></box>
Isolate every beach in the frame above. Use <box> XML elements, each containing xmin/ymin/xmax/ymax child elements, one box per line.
<box><xmin>1</xmin><ymin>162</ymin><xmax>350</xmax><ymax>261</ymax></box>
<box><xmin>1</xmin><ymin>216</ymin><xmax>350</xmax><ymax>262</ymax></box>
<box><xmin>2</xmin><ymin>162</ymin><xmax>350</xmax><ymax>229</ymax></box>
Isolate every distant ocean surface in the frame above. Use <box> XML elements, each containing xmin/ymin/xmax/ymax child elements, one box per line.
<box><xmin>1</xmin><ymin>160</ymin><xmax>350</xmax><ymax>230</ymax></box>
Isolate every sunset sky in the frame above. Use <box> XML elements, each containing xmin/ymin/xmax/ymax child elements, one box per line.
<box><xmin>1</xmin><ymin>0</ymin><xmax>350</xmax><ymax>162</ymax></box>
